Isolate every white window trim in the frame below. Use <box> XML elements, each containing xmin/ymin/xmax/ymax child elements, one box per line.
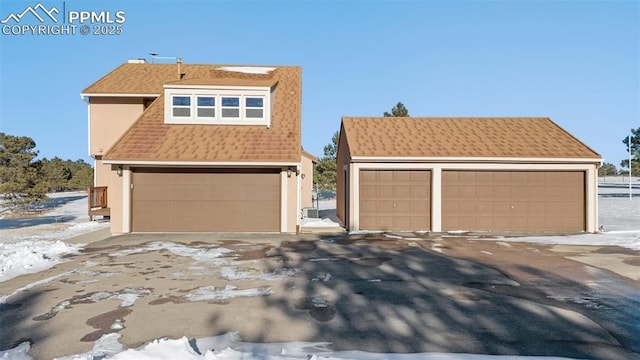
<box><xmin>164</xmin><ymin>86</ymin><xmax>270</xmax><ymax>126</ymax></box>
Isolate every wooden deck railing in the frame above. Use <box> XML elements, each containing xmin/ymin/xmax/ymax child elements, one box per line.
<box><xmin>88</xmin><ymin>186</ymin><xmax>110</xmax><ymax>221</ymax></box>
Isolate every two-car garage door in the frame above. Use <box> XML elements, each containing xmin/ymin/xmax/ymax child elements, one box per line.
<box><xmin>131</xmin><ymin>169</ymin><xmax>280</xmax><ymax>232</ymax></box>
<box><xmin>359</xmin><ymin>170</ymin><xmax>586</xmax><ymax>232</ymax></box>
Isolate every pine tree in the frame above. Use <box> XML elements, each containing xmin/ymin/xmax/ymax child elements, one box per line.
<box><xmin>620</xmin><ymin>128</ymin><xmax>640</xmax><ymax>176</ymax></box>
<box><xmin>0</xmin><ymin>133</ymin><xmax>48</xmax><ymax>209</ymax></box>
<box><xmin>314</xmin><ymin>131</ymin><xmax>339</xmax><ymax>191</ymax></box>
<box><xmin>383</xmin><ymin>102</ymin><xmax>409</xmax><ymax>117</ymax></box>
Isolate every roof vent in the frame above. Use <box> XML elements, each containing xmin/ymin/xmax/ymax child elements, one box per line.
<box><xmin>128</xmin><ymin>59</ymin><xmax>147</xmax><ymax>64</ymax></box>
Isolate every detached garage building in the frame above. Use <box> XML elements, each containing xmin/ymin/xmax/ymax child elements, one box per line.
<box><xmin>337</xmin><ymin>117</ymin><xmax>602</xmax><ymax>233</ymax></box>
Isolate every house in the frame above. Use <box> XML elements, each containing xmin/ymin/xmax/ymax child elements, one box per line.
<box><xmin>337</xmin><ymin>117</ymin><xmax>602</xmax><ymax>233</ymax></box>
<box><xmin>82</xmin><ymin>60</ymin><xmax>315</xmax><ymax>234</ymax></box>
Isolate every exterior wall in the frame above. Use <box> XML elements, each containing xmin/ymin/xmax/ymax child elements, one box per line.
<box><xmin>108</xmin><ymin>165</ymin><xmax>124</xmax><ymax>235</ymax></box>
<box><xmin>335</xmin><ymin>126</ymin><xmax>350</xmax><ymax>225</ymax></box>
<box><xmin>94</xmin><ymin>157</ymin><xmax>112</xmax><ymax>187</ymax></box>
<box><xmin>287</xmin><ymin>169</ymin><xmax>298</xmax><ymax>233</ymax></box>
<box><xmin>300</xmin><ymin>154</ymin><xmax>316</xmax><ymax>209</ymax></box>
<box><xmin>89</xmin><ymin>97</ymin><xmax>146</xmax><ymax>157</ymax></box>
<box><xmin>345</xmin><ymin>162</ymin><xmax>600</xmax><ymax>233</ymax></box>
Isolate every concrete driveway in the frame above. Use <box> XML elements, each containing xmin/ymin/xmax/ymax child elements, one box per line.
<box><xmin>1</xmin><ymin>232</ymin><xmax>639</xmax><ymax>359</ymax></box>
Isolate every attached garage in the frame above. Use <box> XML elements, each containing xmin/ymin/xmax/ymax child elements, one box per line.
<box><xmin>131</xmin><ymin>169</ymin><xmax>280</xmax><ymax>232</ymax></box>
<box><xmin>337</xmin><ymin>117</ymin><xmax>602</xmax><ymax>233</ymax></box>
<box><xmin>359</xmin><ymin>170</ymin><xmax>431</xmax><ymax>231</ymax></box>
<box><xmin>442</xmin><ymin>170</ymin><xmax>585</xmax><ymax>232</ymax></box>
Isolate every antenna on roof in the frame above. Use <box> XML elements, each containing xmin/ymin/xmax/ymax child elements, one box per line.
<box><xmin>148</xmin><ymin>52</ymin><xmax>180</xmax><ymax>64</ymax></box>
<box><xmin>147</xmin><ymin>52</ymin><xmax>184</xmax><ymax>79</ymax></box>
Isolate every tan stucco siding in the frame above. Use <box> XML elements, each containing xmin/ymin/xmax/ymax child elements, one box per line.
<box><xmin>94</xmin><ymin>157</ymin><xmax>110</xmax><ymax>188</ymax></box>
<box><xmin>89</xmin><ymin>97</ymin><xmax>145</xmax><ymax>156</ymax></box>
<box><xmin>336</xmin><ymin>125</ymin><xmax>350</xmax><ymax>225</ymax></box>
<box><xmin>287</xmin><ymin>170</ymin><xmax>298</xmax><ymax>233</ymax></box>
<box><xmin>301</xmin><ymin>154</ymin><xmax>316</xmax><ymax>209</ymax></box>
<box><xmin>108</xmin><ymin>165</ymin><xmax>124</xmax><ymax>235</ymax></box>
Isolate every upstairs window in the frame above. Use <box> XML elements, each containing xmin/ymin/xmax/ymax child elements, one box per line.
<box><xmin>245</xmin><ymin>97</ymin><xmax>264</xmax><ymax>118</ymax></box>
<box><xmin>165</xmin><ymin>87</ymin><xmax>270</xmax><ymax>126</ymax></box>
<box><xmin>172</xmin><ymin>96</ymin><xmax>191</xmax><ymax>117</ymax></box>
<box><xmin>197</xmin><ymin>96</ymin><xmax>215</xmax><ymax>118</ymax></box>
<box><xmin>221</xmin><ymin>96</ymin><xmax>240</xmax><ymax>119</ymax></box>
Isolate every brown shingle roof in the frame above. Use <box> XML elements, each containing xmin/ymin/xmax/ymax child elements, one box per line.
<box><xmin>341</xmin><ymin>117</ymin><xmax>600</xmax><ymax>159</ymax></box>
<box><xmin>91</xmin><ymin>63</ymin><xmax>301</xmax><ymax>163</ymax></box>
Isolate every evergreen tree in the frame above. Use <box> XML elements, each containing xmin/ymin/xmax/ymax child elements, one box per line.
<box><xmin>620</xmin><ymin>128</ymin><xmax>640</xmax><ymax>176</ymax></box>
<box><xmin>314</xmin><ymin>131</ymin><xmax>339</xmax><ymax>191</ymax></box>
<box><xmin>598</xmin><ymin>162</ymin><xmax>617</xmax><ymax>177</ymax></box>
<box><xmin>41</xmin><ymin>157</ymin><xmax>72</xmax><ymax>192</ymax></box>
<box><xmin>0</xmin><ymin>133</ymin><xmax>48</xmax><ymax>209</ymax></box>
<box><xmin>383</xmin><ymin>102</ymin><xmax>410</xmax><ymax>117</ymax></box>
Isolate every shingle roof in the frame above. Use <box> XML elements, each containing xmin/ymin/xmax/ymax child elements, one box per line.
<box><xmin>87</xmin><ymin>63</ymin><xmax>301</xmax><ymax>163</ymax></box>
<box><xmin>341</xmin><ymin>117</ymin><xmax>600</xmax><ymax>159</ymax></box>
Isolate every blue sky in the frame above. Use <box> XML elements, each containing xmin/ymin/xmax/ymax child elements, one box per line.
<box><xmin>0</xmin><ymin>0</ymin><xmax>638</xmax><ymax>168</ymax></box>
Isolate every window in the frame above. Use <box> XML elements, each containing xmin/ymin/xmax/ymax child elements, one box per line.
<box><xmin>221</xmin><ymin>97</ymin><xmax>240</xmax><ymax>118</ymax></box>
<box><xmin>172</xmin><ymin>96</ymin><xmax>191</xmax><ymax>117</ymax></box>
<box><xmin>197</xmin><ymin>96</ymin><xmax>215</xmax><ymax>118</ymax></box>
<box><xmin>164</xmin><ymin>86</ymin><xmax>270</xmax><ymax>126</ymax></box>
<box><xmin>245</xmin><ymin>97</ymin><xmax>264</xmax><ymax>118</ymax></box>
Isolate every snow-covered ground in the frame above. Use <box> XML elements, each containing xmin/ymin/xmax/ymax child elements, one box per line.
<box><xmin>0</xmin><ymin>192</ymin><xmax>109</xmax><ymax>283</ymax></box>
<box><xmin>0</xmin><ymin>188</ymin><xmax>638</xmax><ymax>359</ymax></box>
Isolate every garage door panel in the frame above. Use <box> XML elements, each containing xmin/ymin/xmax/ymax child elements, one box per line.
<box><xmin>411</xmin><ymin>185</ymin><xmax>429</xmax><ymax>197</ymax></box>
<box><xmin>443</xmin><ymin>170</ymin><xmax>585</xmax><ymax>232</ymax></box>
<box><xmin>359</xmin><ymin>170</ymin><xmax>431</xmax><ymax>231</ymax></box>
<box><xmin>132</xmin><ymin>169</ymin><xmax>280</xmax><ymax>232</ymax></box>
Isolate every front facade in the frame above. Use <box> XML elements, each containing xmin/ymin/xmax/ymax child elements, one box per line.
<box><xmin>337</xmin><ymin>117</ymin><xmax>602</xmax><ymax>233</ymax></box>
<box><xmin>83</xmin><ymin>60</ymin><xmax>312</xmax><ymax>234</ymax></box>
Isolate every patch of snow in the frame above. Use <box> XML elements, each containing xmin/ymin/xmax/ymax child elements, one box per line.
<box><xmin>384</xmin><ymin>234</ymin><xmax>404</xmax><ymax>239</ymax></box>
<box><xmin>88</xmin><ymin>288</ymin><xmax>152</xmax><ymax>307</ymax></box>
<box><xmin>110</xmin><ymin>320</ymin><xmax>125</xmax><ymax>330</ymax></box>
<box><xmin>216</xmin><ymin>66</ymin><xmax>276</xmax><ymax>74</ymax></box>
<box><xmin>55</xmin><ymin>333</ymin><xmax>124</xmax><ymax>360</ymax></box>
<box><xmin>109</xmin><ymin>242</ymin><xmax>232</xmax><ymax>263</ymax></box>
<box><xmin>488</xmin><ymin>231</ymin><xmax>640</xmax><ymax>251</ymax></box>
<box><xmin>349</xmin><ymin>230</ymin><xmax>383</xmax><ymax>235</ymax></box>
<box><xmin>0</xmin><ymin>192</ymin><xmax>110</xmax><ymax>244</ymax></box>
<box><xmin>219</xmin><ymin>266</ymin><xmax>300</xmax><ymax>281</ymax></box>
<box><xmin>301</xmin><ymin>217</ymin><xmax>341</xmax><ymax>228</ymax></box>
<box><xmin>185</xmin><ymin>285</ymin><xmax>272</xmax><ymax>302</ymax></box>
<box><xmin>0</xmin><ymin>333</ymin><xmax>577</xmax><ymax>359</ymax></box>
<box><xmin>0</xmin><ymin>240</ymin><xmax>82</xmax><ymax>282</ymax></box>
<box><xmin>0</xmin><ymin>341</ymin><xmax>31</xmax><ymax>360</ymax></box>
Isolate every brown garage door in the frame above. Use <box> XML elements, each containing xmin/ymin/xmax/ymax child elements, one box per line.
<box><xmin>442</xmin><ymin>171</ymin><xmax>585</xmax><ymax>232</ymax></box>
<box><xmin>359</xmin><ymin>170</ymin><xmax>431</xmax><ymax>231</ymax></box>
<box><xmin>131</xmin><ymin>169</ymin><xmax>280</xmax><ymax>232</ymax></box>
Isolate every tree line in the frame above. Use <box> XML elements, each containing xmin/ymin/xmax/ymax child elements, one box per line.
<box><xmin>0</xmin><ymin>133</ymin><xmax>93</xmax><ymax>210</ymax></box>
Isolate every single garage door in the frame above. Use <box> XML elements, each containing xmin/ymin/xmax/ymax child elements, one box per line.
<box><xmin>442</xmin><ymin>171</ymin><xmax>585</xmax><ymax>232</ymax></box>
<box><xmin>131</xmin><ymin>169</ymin><xmax>280</xmax><ymax>232</ymax></box>
<box><xmin>359</xmin><ymin>170</ymin><xmax>431</xmax><ymax>231</ymax></box>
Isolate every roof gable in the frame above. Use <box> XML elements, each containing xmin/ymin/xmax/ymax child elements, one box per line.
<box><xmin>341</xmin><ymin>117</ymin><xmax>600</xmax><ymax>159</ymax></box>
